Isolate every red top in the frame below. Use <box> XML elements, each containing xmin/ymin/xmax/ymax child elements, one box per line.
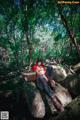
<box><xmin>32</xmin><ymin>61</ymin><xmax>46</xmax><ymax>76</ymax></box>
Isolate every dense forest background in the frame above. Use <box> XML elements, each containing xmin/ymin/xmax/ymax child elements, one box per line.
<box><xmin>0</xmin><ymin>0</ymin><xmax>80</xmax><ymax>68</ymax></box>
<box><xmin>0</xmin><ymin>0</ymin><xmax>80</xmax><ymax>120</ymax></box>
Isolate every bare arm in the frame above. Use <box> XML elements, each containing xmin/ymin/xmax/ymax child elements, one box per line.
<box><xmin>36</xmin><ymin>67</ymin><xmax>49</xmax><ymax>81</ymax></box>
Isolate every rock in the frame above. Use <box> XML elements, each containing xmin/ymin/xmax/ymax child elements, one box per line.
<box><xmin>61</xmin><ymin>73</ymin><xmax>80</xmax><ymax>97</ymax></box>
<box><xmin>54</xmin><ymin>83</ymin><xmax>72</xmax><ymax>106</ymax></box>
<box><xmin>49</xmin><ymin>65</ymin><xmax>67</xmax><ymax>82</ymax></box>
<box><xmin>32</xmin><ymin>92</ymin><xmax>45</xmax><ymax>118</ymax></box>
<box><xmin>73</xmin><ymin>63</ymin><xmax>80</xmax><ymax>74</ymax></box>
<box><xmin>73</xmin><ymin>63</ymin><xmax>80</xmax><ymax>71</ymax></box>
<box><xmin>45</xmin><ymin>82</ymin><xmax>72</xmax><ymax>114</ymax></box>
<box><xmin>23</xmin><ymin>76</ymin><xmax>72</xmax><ymax>117</ymax></box>
<box><xmin>24</xmin><ymin>82</ymin><xmax>45</xmax><ymax>118</ymax></box>
<box><xmin>52</xmin><ymin>96</ymin><xmax>80</xmax><ymax>120</ymax></box>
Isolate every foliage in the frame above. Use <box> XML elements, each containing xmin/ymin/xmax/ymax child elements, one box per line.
<box><xmin>0</xmin><ymin>0</ymin><xmax>80</xmax><ymax>73</ymax></box>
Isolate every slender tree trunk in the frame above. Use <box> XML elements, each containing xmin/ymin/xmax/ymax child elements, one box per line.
<box><xmin>21</xmin><ymin>3</ymin><xmax>33</xmax><ymax>67</ymax></box>
<box><xmin>57</xmin><ymin>5</ymin><xmax>80</xmax><ymax>57</ymax></box>
<box><xmin>69</xmin><ymin>41</ymin><xmax>73</xmax><ymax>56</ymax></box>
<box><xmin>25</xmin><ymin>32</ymin><xmax>33</xmax><ymax>68</ymax></box>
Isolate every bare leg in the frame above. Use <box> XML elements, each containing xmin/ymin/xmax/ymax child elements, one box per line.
<box><xmin>51</xmin><ymin>95</ymin><xmax>64</xmax><ymax>112</ymax></box>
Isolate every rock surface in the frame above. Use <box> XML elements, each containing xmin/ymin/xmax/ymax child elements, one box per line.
<box><xmin>24</xmin><ymin>80</ymin><xmax>72</xmax><ymax>118</ymax></box>
<box><xmin>46</xmin><ymin>82</ymin><xmax>72</xmax><ymax>114</ymax></box>
<box><xmin>24</xmin><ymin>82</ymin><xmax>45</xmax><ymax>118</ymax></box>
<box><xmin>50</xmin><ymin>65</ymin><xmax>67</xmax><ymax>82</ymax></box>
<box><xmin>52</xmin><ymin>96</ymin><xmax>80</xmax><ymax>120</ymax></box>
<box><xmin>61</xmin><ymin>73</ymin><xmax>80</xmax><ymax>97</ymax></box>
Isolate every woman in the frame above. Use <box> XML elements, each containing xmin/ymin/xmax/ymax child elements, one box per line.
<box><xmin>32</xmin><ymin>59</ymin><xmax>64</xmax><ymax>112</ymax></box>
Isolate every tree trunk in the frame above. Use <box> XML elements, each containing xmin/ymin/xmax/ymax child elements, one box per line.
<box><xmin>21</xmin><ymin>2</ymin><xmax>33</xmax><ymax>67</ymax></box>
<box><xmin>57</xmin><ymin>5</ymin><xmax>80</xmax><ymax>57</ymax></box>
<box><xmin>25</xmin><ymin>32</ymin><xmax>33</xmax><ymax>68</ymax></box>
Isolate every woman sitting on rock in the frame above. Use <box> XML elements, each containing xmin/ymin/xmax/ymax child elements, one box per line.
<box><xmin>32</xmin><ymin>59</ymin><xmax>64</xmax><ymax>112</ymax></box>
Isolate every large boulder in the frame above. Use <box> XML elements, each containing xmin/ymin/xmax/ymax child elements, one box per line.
<box><xmin>23</xmin><ymin>69</ymin><xmax>72</xmax><ymax>117</ymax></box>
<box><xmin>54</xmin><ymin>83</ymin><xmax>72</xmax><ymax>107</ymax></box>
<box><xmin>45</xmin><ymin>82</ymin><xmax>72</xmax><ymax>114</ymax></box>
<box><xmin>61</xmin><ymin>73</ymin><xmax>80</xmax><ymax>97</ymax></box>
<box><xmin>48</xmin><ymin>65</ymin><xmax>67</xmax><ymax>82</ymax></box>
<box><xmin>51</xmin><ymin>96</ymin><xmax>80</xmax><ymax>120</ymax></box>
<box><xmin>72</xmin><ymin>63</ymin><xmax>80</xmax><ymax>74</ymax></box>
<box><xmin>23</xmin><ymin>74</ymin><xmax>72</xmax><ymax>117</ymax></box>
<box><xmin>24</xmin><ymin>82</ymin><xmax>45</xmax><ymax>118</ymax></box>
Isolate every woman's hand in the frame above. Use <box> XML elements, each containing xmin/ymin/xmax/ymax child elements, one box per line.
<box><xmin>36</xmin><ymin>66</ymin><xmax>45</xmax><ymax>75</ymax></box>
<box><xmin>52</xmin><ymin>80</ymin><xmax>56</xmax><ymax>85</ymax></box>
<box><xmin>43</xmin><ymin>75</ymin><xmax>49</xmax><ymax>82</ymax></box>
<box><xmin>50</xmin><ymin>80</ymin><xmax>56</xmax><ymax>87</ymax></box>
